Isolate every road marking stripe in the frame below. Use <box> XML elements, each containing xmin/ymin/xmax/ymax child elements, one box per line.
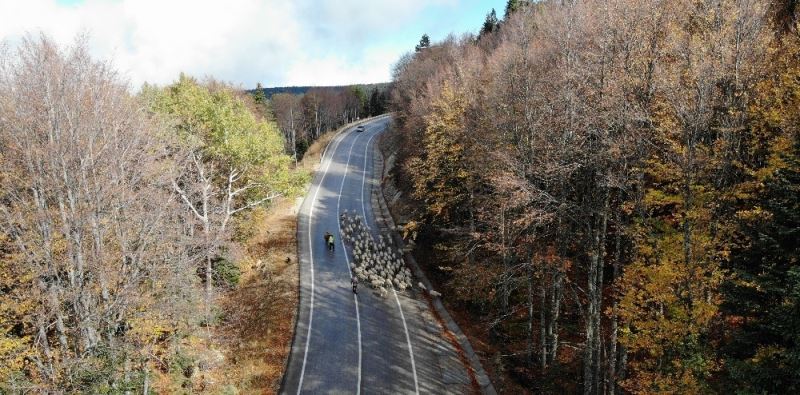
<box><xmin>336</xmin><ymin>132</ymin><xmax>363</xmax><ymax>395</ymax></box>
<box><xmin>359</xmin><ymin>127</ymin><xmax>420</xmax><ymax>395</ymax></box>
<box><xmin>297</xmin><ymin>130</ymin><xmax>350</xmax><ymax>395</ymax></box>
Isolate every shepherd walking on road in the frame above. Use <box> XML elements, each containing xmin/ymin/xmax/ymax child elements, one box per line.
<box><xmin>324</xmin><ymin>231</ymin><xmax>335</xmax><ymax>251</ymax></box>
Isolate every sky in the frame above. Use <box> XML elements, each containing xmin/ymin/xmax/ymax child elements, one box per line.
<box><xmin>0</xmin><ymin>0</ymin><xmax>506</xmax><ymax>89</ymax></box>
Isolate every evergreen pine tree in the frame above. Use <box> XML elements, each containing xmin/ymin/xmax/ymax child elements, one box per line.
<box><xmin>721</xmin><ymin>135</ymin><xmax>800</xmax><ymax>392</ymax></box>
<box><xmin>504</xmin><ymin>0</ymin><xmax>523</xmax><ymax>18</ymax></box>
<box><xmin>368</xmin><ymin>88</ymin><xmax>381</xmax><ymax>116</ymax></box>
<box><xmin>253</xmin><ymin>82</ymin><xmax>266</xmax><ymax>104</ymax></box>
<box><xmin>415</xmin><ymin>34</ymin><xmax>430</xmax><ymax>52</ymax></box>
<box><xmin>480</xmin><ymin>9</ymin><xmax>499</xmax><ymax>38</ymax></box>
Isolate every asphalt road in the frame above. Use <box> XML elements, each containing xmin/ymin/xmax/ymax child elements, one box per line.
<box><xmin>282</xmin><ymin>116</ymin><xmax>473</xmax><ymax>395</ymax></box>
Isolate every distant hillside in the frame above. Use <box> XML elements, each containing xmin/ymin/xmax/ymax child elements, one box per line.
<box><xmin>248</xmin><ymin>82</ymin><xmax>390</xmax><ymax>98</ymax></box>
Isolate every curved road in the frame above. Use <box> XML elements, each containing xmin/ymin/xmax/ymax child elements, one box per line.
<box><xmin>282</xmin><ymin>116</ymin><xmax>474</xmax><ymax>394</ymax></box>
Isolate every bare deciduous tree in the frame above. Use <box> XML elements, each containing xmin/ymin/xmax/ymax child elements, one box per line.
<box><xmin>0</xmin><ymin>35</ymin><xmax>199</xmax><ymax>391</ymax></box>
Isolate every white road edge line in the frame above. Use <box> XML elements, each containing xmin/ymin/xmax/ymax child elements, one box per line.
<box><xmin>297</xmin><ymin>130</ymin><xmax>350</xmax><ymax>395</ymax></box>
<box><xmin>336</xmin><ymin>132</ymin><xmax>364</xmax><ymax>395</ymax></box>
<box><xmin>359</xmin><ymin>127</ymin><xmax>420</xmax><ymax>395</ymax></box>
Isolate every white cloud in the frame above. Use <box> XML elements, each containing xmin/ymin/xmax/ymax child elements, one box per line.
<box><xmin>0</xmin><ymin>0</ymin><xmax>452</xmax><ymax>88</ymax></box>
<box><xmin>283</xmin><ymin>45</ymin><xmax>407</xmax><ymax>86</ymax></box>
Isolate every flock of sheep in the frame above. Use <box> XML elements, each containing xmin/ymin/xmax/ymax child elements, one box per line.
<box><xmin>340</xmin><ymin>210</ymin><xmax>414</xmax><ymax>297</ymax></box>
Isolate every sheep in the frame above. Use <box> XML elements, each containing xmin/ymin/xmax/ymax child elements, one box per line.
<box><xmin>340</xmin><ymin>214</ymin><xmax>418</xmax><ymax>298</ymax></box>
<box><xmin>429</xmin><ymin>290</ymin><xmax>442</xmax><ymax>298</ymax></box>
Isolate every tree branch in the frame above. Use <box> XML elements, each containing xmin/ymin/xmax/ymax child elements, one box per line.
<box><xmin>171</xmin><ymin>179</ymin><xmax>204</xmax><ymax>222</ymax></box>
<box><xmin>228</xmin><ymin>192</ymin><xmax>282</xmax><ymax>216</ymax></box>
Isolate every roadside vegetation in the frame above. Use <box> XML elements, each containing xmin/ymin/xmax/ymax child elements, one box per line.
<box><xmin>390</xmin><ymin>0</ymin><xmax>799</xmax><ymax>393</ymax></box>
<box><xmin>0</xmin><ymin>34</ymin><xmax>386</xmax><ymax>393</ymax></box>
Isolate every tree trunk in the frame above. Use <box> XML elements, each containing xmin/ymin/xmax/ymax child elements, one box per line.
<box><xmin>584</xmin><ymin>247</ymin><xmax>597</xmax><ymax>394</ymax></box>
<box><xmin>585</xmin><ymin>190</ymin><xmax>609</xmax><ymax>395</ymax></box>
<box><xmin>315</xmin><ymin>107</ymin><xmax>322</xmax><ymax>140</ymax></box>
<box><xmin>204</xmin><ymin>221</ymin><xmax>212</xmax><ymax>324</ymax></box>
<box><xmin>608</xmin><ymin>211</ymin><xmax>622</xmax><ymax>394</ymax></box>
<box><xmin>539</xmin><ymin>267</ymin><xmax>547</xmax><ymax>373</ymax></box>
<box><xmin>290</xmin><ymin>107</ymin><xmax>297</xmax><ymax>165</ymax></box>
<box><xmin>501</xmin><ymin>206</ymin><xmax>510</xmax><ymax>315</ymax></box>
<box><xmin>595</xmin><ymin>195</ymin><xmax>609</xmax><ymax>395</ymax></box>
<box><xmin>142</xmin><ymin>359</ymin><xmax>149</xmax><ymax>395</ymax></box>
<box><xmin>584</xmin><ymin>251</ymin><xmax>596</xmax><ymax>394</ymax></box>
<box><xmin>200</xmin><ymin>160</ymin><xmax>213</xmax><ymax>325</ymax></box>
<box><xmin>548</xmin><ymin>261</ymin><xmax>563</xmax><ymax>365</ymax></box>
<box><xmin>527</xmin><ymin>261</ymin><xmax>536</xmax><ymax>369</ymax></box>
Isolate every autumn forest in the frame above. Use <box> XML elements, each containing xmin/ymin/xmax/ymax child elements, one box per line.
<box><xmin>0</xmin><ymin>36</ymin><xmax>385</xmax><ymax>392</ymax></box>
<box><xmin>1</xmin><ymin>0</ymin><xmax>799</xmax><ymax>393</ymax></box>
<box><xmin>390</xmin><ymin>0</ymin><xmax>799</xmax><ymax>393</ymax></box>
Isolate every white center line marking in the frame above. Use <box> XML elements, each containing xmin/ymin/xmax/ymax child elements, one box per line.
<box><xmin>336</xmin><ymin>131</ymin><xmax>364</xmax><ymax>395</ymax></box>
<box><xmin>297</xmin><ymin>130</ymin><xmax>350</xmax><ymax>395</ymax></box>
<box><xmin>359</xmin><ymin>126</ymin><xmax>420</xmax><ymax>395</ymax></box>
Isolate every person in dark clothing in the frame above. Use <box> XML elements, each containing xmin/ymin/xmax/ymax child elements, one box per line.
<box><xmin>351</xmin><ymin>276</ymin><xmax>358</xmax><ymax>294</ymax></box>
<box><xmin>324</xmin><ymin>231</ymin><xmax>335</xmax><ymax>251</ymax></box>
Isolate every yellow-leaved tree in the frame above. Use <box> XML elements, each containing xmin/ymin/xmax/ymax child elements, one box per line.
<box><xmin>616</xmin><ymin>0</ymin><xmax>773</xmax><ymax>392</ymax></box>
<box><xmin>409</xmin><ymin>82</ymin><xmax>475</xmax><ymax>225</ymax></box>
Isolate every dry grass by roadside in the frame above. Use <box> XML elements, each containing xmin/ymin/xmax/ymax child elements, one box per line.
<box><xmin>297</xmin><ymin>130</ymin><xmax>338</xmax><ymax>173</ymax></box>
<box><xmin>148</xmin><ymin>197</ymin><xmax>301</xmax><ymax>394</ymax></box>
<box><xmin>215</xmin><ymin>198</ymin><xmax>300</xmax><ymax>393</ymax></box>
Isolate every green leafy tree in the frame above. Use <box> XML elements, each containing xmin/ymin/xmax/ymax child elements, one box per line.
<box><xmin>147</xmin><ymin>75</ymin><xmax>304</xmax><ymax>316</ymax></box>
<box><xmin>151</xmin><ymin>75</ymin><xmax>297</xmax><ymax>191</ymax></box>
